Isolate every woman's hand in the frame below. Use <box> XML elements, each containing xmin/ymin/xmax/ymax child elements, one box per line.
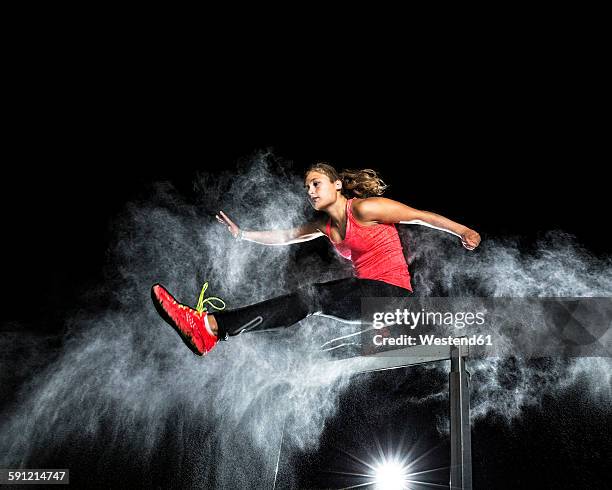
<box><xmin>216</xmin><ymin>211</ymin><xmax>241</xmax><ymax>239</ymax></box>
<box><xmin>460</xmin><ymin>228</ymin><xmax>481</xmax><ymax>250</ymax></box>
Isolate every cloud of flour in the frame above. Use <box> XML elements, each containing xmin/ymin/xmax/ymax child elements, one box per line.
<box><xmin>1</xmin><ymin>151</ymin><xmax>610</xmax><ymax>487</ymax></box>
<box><xmin>0</xmin><ymin>152</ymin><xmax>355</xmax><ymax>487</ymax></box>
<box><xmin>399</xmin><ymin>226</ymin><xmax>612</xmax><ymax>426</ymax></box>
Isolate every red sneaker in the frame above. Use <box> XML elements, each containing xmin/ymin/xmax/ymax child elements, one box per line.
<box><xmin>151</xmin><ymin>283</ymin><xmax>223</xmax><ymax>356</ymax></box>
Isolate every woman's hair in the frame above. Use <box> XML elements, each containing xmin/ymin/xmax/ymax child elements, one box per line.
<box><xmin>305</xmin><ymin>162</ymin><xmax>388</xmax><ymax>198</ymax></box>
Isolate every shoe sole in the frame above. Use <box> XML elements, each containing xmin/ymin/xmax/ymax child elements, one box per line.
<box><xmin>151</xmin><ymin>284</ymin><xmax>205</xmax><ymax>357</ymax></box>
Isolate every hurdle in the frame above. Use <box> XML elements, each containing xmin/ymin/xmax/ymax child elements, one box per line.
<box><xmin>330</xmin><ymin>341</ymin><xmax>472</xmax><ymax>489</ymax></box>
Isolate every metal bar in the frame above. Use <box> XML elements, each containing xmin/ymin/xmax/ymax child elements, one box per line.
<box><xmin>329</xmin><ymin>343</ymin><xmax>458</xmax><ymax>374</ymax></box>
<box><xmin>449</xmin><ymin>345</ymin><xmax>472</xmax><ymax>490</ymax></box>
<box><xmin>329</xmin><ymin>341</ymin><xmax>472</xmax><ymax>489</ymax></box>
<box><xmin>272</xmin><ymin>416</ymin><xmax>286</xmax><ymax>490</ymax></box>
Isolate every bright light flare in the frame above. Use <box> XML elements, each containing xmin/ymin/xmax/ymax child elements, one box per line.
<box><xmin>372</xmin><ymin>457</ymin><xmax>410</xmax><ymax>490</ymax></box>
<box><xmin>330</xmin><ymin>433</ymin><xmax>445</xmax><ymax>489</ymax></box>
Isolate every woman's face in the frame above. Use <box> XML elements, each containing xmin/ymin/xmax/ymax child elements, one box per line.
<box><xmin>304</xmin><ymin>171</ymin><xmax>341</xmax><ymax>210</ymax></box>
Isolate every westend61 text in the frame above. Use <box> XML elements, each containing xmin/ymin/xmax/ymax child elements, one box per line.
<box><xmin>373</xmin><ymin>334</ymin><xmax>493</xmax><ymax>347</ymax></box>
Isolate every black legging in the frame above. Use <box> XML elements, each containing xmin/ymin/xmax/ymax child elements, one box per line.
<box><xmin>214</xmin><ymin>277</ymin><xmax>413</xmax><ymax>340</ymax></box>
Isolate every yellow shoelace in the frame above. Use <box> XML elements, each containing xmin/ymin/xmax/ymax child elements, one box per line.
<box><xmin>195</xmin><ymin>282</ymin><xmax>226</xmax><ymax>314</ymax></box>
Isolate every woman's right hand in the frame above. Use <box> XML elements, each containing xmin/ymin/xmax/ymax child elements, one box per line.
<box><xmin>216</xmin><ymin>211</ymin><xmax>241</xmax><ymax>239</ymax></box>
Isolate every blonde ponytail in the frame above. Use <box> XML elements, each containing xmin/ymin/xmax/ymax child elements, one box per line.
<box><xmin>305</xmin><ymin>162</ymin><xmax>388</xmax><ymax>198</ymax></box>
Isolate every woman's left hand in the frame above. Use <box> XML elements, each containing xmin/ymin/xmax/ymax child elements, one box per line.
<box><xmin>461</xmin><ymin>229</ymin><xmax>481</xmax><ymax>250</ymax></box>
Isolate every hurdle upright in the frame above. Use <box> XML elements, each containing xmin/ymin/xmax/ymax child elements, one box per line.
<box><xmin>332</xmin><ymin>341</ymin><xmax>472</xmax><ymax>490</ymax></box>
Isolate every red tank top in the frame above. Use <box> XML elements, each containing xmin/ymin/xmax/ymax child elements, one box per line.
<box><xmin>325</xmin><ymin>198</ymin><xmax>413</xmax><ymax>292</ymax></box>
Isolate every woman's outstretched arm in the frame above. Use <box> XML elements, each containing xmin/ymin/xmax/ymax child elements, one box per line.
<box><xmin>353</xmin><ymin>198</ymin><xmax>481</xmax><ymax>250</ymax></box>
<box><xmin>216</xmin><ymin>211</ymin><xmax>325</xmax><ymax>246</ymax></box>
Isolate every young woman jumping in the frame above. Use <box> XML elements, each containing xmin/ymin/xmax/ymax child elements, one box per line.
<box><xmin>151</xmin><ymin>163</ymin><xmax>481</xmax><ymax>356</ymax></box>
